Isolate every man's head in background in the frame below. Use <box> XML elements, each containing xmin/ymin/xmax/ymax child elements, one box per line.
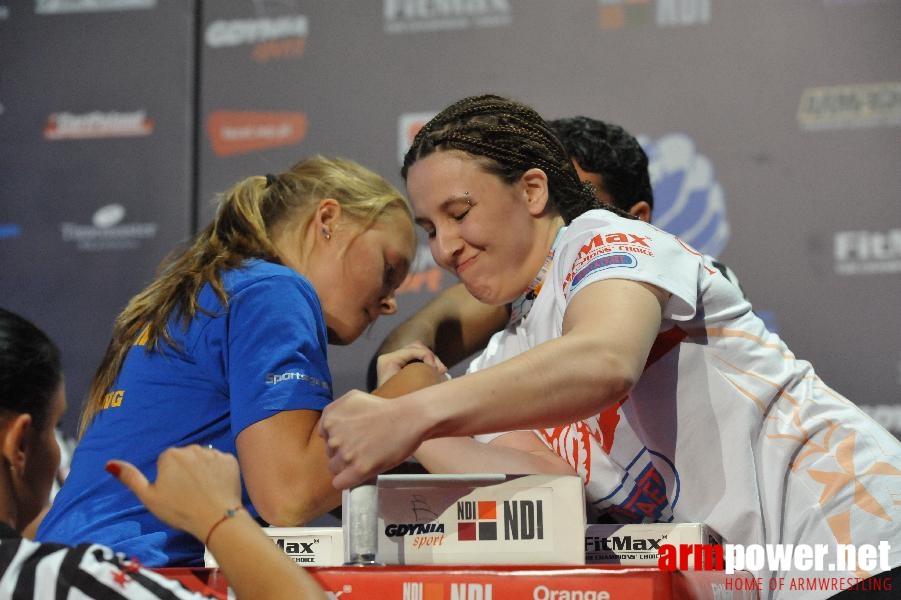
<box><xmin>549</xmin><ymin>116</ymin><xmax>653</xmax><ymax>223</ymax></box>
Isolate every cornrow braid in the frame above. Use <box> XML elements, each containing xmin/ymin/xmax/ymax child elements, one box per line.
<box><xmin>402</xmin><ymin>94</ymin><xmax>635</xmax><ymax>224</ymax></box>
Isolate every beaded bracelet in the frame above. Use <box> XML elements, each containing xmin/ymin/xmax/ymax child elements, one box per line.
<box><xmin>204</xmin><ymin>506</ymin><xmax>245</xmax><ymax>547</ymax></box>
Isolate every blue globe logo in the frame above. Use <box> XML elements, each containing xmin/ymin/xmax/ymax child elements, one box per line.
<box><xmin>638</xmin><ymin>133</ymin><xmax>729</xmax><ymax>258</ymax></box>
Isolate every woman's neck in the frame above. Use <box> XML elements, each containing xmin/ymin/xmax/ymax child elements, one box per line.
<box><xmin>537</xmin><ymin>215</ymin><xmax>566</xmax><ymax>259</ymax></box>
<box><xmin>0</xmin><ymin>476</ymin><xmax>19</xmax><ymax>532</ymax></box>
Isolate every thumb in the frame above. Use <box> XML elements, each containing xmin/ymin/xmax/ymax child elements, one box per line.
<box><xmin>106</xmin><ymin>460</ymin><xmax>151</xmax><ymax>503</ymax></box>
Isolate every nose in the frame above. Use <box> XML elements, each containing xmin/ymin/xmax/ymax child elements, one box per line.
<box><xmin>432</xmin><ymin>225</ymin><xmax>463</xmax><ymax>268</ymax></box>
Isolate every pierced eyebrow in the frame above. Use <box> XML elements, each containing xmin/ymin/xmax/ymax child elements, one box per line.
<box><xmin>442</xmin><ymin>195</ymin><xmax>472</xmax><ymax>209</ymax></box>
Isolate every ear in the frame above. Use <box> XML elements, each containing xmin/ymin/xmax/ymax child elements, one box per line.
<box><xmin>1</xmin><ymin>413</ymin><xmax>33</xmax><ymax>476</ymax></box>
<box><xmin>628</xmin><ymin>201</ymin><xmax>652</xmax><ymax>224</ymax></box>
<box><xmin>521</xmin><ymin>168</ymin><xmax>550</xmax><ymax>217</ymax></box>
<box><xmin>313</xmin><ymin>198</ymin><xmax>343</xmax><ymax>234</ymax></box>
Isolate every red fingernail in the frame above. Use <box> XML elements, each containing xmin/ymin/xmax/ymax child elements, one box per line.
<box><xmin>105</xmin><ymin>463</ymin><xmax>121</xmax><ymax>478</ymax></box>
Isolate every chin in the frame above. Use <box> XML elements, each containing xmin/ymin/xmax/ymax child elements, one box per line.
<box><xmin>463</xmin><ymin>280</ymin><xmax>491</xmax><ymax>303</ymax></box>
<box><xmin>326</xmin><ymin>324</ymin><xmax>366</xmax><ymax>346</ymax></box>
<box><xmin>326</xmin><ymin>327</ymin><xmax>351</xmax><ymax>345</ymax></box>
<box><xmin>464</xmin><ymin>281</ymin><xmax>512</xmax><ymax>307</ymax></box>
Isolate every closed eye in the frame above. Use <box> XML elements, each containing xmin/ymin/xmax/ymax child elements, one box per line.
<box><xmin>451</xmin><ymin>205</ymin><xmax>471</xmax><ymax>222</ymax></box>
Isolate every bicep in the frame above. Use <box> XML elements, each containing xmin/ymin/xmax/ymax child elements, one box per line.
<box><xmin>562</xmin><ymin>278</ymin><xmax>669</xmax><ymax>378</ymax></box>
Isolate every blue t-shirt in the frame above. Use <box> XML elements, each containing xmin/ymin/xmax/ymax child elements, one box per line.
<box><xmin>37</xmin><ymin>259</ymin><xmax>332</xmax><ymax>567</ymax></box>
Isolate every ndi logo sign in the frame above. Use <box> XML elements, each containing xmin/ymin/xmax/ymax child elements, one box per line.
<box><xmin>456</xmin><ymin>499</ymin><xmax>544</xmax><ymax>541</ymax></box>
<box><xmin>401</xmin><ymin>582</ymin><xmax>493</xmax><ymax>600</ymax></box>
<box><xmin>639</xmin><ymin>133</ymin><xmax>729</xmax><ymax>258</ymax></box>
<box><xmin>598</xmin><ymin>0</ymin><xmax>710</xmax><ymax>30</ymax></box>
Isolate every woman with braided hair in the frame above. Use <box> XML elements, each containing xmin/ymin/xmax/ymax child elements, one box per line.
<box><xmin>37</xmin><ymin>156</ymin><xmax>426</xmax><ymax>567</ymax></box>
<box><xmin>320</xmin><ymin>95</ymin><xmax>901</xmax><ymax>598</ymax></box>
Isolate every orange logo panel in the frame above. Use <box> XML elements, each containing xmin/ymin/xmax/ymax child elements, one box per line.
<box><xmin>207</xmin><ymin>111</ymin><xmax>307</xmax><ymax>156</ymax></box>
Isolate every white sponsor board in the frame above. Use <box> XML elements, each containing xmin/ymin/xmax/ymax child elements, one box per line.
<box><xmin>344</xmin><ymin>473</ymin><xmax>586</xmax><ymax>565</ymax></box>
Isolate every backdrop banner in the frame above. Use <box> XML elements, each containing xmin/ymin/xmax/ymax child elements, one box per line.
<box><xmin>1</xmin><ymin>0</ymin><xmax>899</xmax><ymax>442</ymax></box>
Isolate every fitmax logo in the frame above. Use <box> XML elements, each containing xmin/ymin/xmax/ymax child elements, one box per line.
<box><xmin>586</xmin><ymin>535</ymin><xmax>664</xmax><ymax>552</ymax></box>
<box><xmin>274</xmin><ymin>537</ymin><xmax>319</xmax><ymax>564</ymax></box>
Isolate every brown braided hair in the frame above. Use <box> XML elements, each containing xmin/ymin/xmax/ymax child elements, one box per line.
<box><xmin>401</xmin><ymin>94</ymin><xmax>634</xmax><ymax>224</ymax></box>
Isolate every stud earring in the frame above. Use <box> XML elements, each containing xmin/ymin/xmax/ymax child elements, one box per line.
<box><xmin>322</xmin><ymin>228</ymin><xmax>331</xmax><ymax>240</ymax></box>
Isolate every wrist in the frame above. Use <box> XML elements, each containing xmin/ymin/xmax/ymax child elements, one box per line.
<box><xmin>203</xmin><ymin>505</ymin><xmax>245</xmax><ymax>547</ymax></box>
<box><xmin>403</xmin><ymin>384</ymin><xmax>448</xmax><ymax>443</ymax></box>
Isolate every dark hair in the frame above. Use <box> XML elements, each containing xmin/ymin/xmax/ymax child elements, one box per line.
<box><xmin>402</xmin><ymin>95</ymin><xmax>635</xmax><ymax>224</ymax></box>
<box><xmin>548</xmin><ymin>116</ymin><xmax>654</xmax><ymax>212</ymax></box>
<box><xmin>0</xmin><ymin>308</ymin><xmax>61</xmax><ymax>431</ymax></box>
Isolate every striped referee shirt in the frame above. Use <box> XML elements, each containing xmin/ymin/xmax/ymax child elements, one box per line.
<box><xmin>0</xmin><ymin>523</ymin><xmax>228</xmax><ymax>599</ymax></box>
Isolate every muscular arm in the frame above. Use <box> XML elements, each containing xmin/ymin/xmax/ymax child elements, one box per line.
<box><xmin>372</xmin><ymin>361</ymin><xmax>577</xmax><ymax>476</ymax></box>
<box><xmin>236</xmin><ymin>409</ymin><xmax>338</xmax><ymax>526</ymax></box>
<box><xmin>235</xmin><ymin>361</ymin><xmax>449</xmax><ymax>526</ymax></box>
<box><xmin>323</xmin><ymin>278</ymin><xmax>669</xmax><ymax>488</ymax></box>
<box><xmin>414</xmin><ymin>279</ymin><xmax>667</xmax><ymax>435</ymax></box>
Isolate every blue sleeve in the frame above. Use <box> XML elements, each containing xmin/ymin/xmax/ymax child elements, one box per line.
<box><xmin>226</xmin><ymin>274</ymin><xmax>332</xmax><ymax>437</ymax></box>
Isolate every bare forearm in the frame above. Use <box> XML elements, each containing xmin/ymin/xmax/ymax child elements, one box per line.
<box><xmin>414</xmin><ymin>436</ymin><xmax>576</xmax><ymax>476</ymax></box>
<box><xmin>404</xmin><ymin>281</ymin><xmax>666</xmax><ymax>443</ymax></box>
<box><xmin>406</xmin><ymin>334</ymin><xmax>636</xmax><ymax>442</ymax></box>
<box><xmin>322</xmin><ymin>277</ymin><xmax>668</xmax><ymax>491</ymax></box>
